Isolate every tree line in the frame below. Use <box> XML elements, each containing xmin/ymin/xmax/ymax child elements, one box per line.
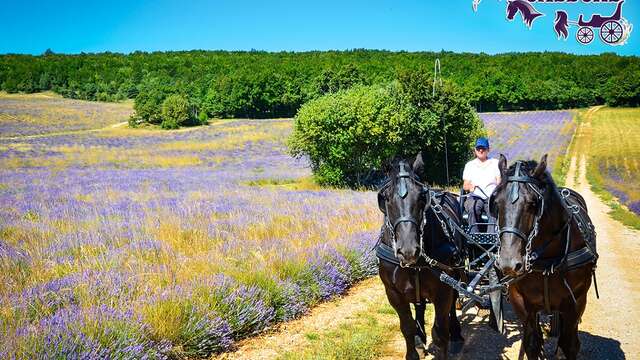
<box><xmin>1</xmin><ymin>50</ymin><xmax>638</xmax><ymax>125</ymax></box>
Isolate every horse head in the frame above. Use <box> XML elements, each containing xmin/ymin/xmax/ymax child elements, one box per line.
<box><xmin>506</xmin><ymin>0</ymin><xmax>519</xmax><ymax>20</ymax></box>
<box><xmin>491</xmin><ymin>154</ymin><xmax>553</xmax><ymax>276</ymax></box>
<box><xmin>506</xmin><ymin>0</ymin><xmax>544</xmax><ymax>29</ymax></box>
<box><xmin>378</xmin><ymin>152</ymin><xmax>430</xmax><ymax>267</ymax></box>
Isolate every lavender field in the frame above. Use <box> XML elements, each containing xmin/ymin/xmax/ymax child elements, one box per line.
<box><xmin>0</xmin><ymin>97</ymin><xmax>577</xmax><ymax>358</ymax></box>
<box><xmin>586</xmin><ymin>107</ymin><xmax>640</xmax><ymax>217</ymax></box>
<box><xmin>480</xmin><ymin>110</ymin><xmax>576</xmax><ymax>173</ymax></box>
<box><xmin>0</xmin><ymin>92</ymin><xmax>133</xmax><ymax>138</ymax></box>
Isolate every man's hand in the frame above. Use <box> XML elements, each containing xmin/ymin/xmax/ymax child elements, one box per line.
<box><xmin>463</xmin><ymin>180</ymin><xmax>475</xmax><ymax>192</ymax></box>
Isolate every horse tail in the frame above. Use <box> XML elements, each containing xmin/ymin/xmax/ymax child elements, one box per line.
<box><xmin>554</xmin><ymin>10</ymin><xmax>569</xmax><ymax>39</ymax></box>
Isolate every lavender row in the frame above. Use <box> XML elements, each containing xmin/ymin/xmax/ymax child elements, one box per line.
<box><xmin>480</xmin><ymin>110</ymin><xmax>575</xmax><ymax>171</ymax></box>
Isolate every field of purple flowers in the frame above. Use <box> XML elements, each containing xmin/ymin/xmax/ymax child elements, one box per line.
<box><xmin>0</xmin><ymin>113</ymin><xmax>380</xmax><ymax>358</ymax></box>
<box><xmin>586</xmin><ymin>107</ymin><xmax>640</xmax><ymax>218</ymax></box>
<box><xmin>480</xmin><ymin>110</ymin><xmax>575</xmax><ymax>173</ymax></box>
<box><xmin>0</xmin><ymin>98</ymin><xmax>577</xmax><ymax>358</ymax></box>
<box><xmin>0</xmin><ymin>92</ymin><xmax>133</xmax><ymax>137</ymax></box>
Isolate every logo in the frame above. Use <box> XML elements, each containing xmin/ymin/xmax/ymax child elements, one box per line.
<box><xmin>472</xmin><ymin>0</ymin><xmax>633</xmax><ymax>46</ymax></box>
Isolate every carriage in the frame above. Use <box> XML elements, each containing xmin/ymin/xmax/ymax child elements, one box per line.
<box><xmin>452</xmin><ymin>188</ymin><xmax>505</xmax><ymax>332</ymax></box>
<box><xmin>557</xmin><ymin>1</ymin><xmax>626</xmax><ymax>45</ymax></box>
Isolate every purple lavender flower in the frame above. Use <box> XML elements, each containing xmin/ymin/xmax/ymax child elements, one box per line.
<box><xmin>628</xmin><ymin>201</ymin><xmax>640</xmax><ymax>216</ymax></box>
<box><xmin>9</xmin><ymin>305</ymin><xmax>170</xmax><ymax>360</ymax></box>
<box><xmin>479</xmin><ymin>110</ymin><xmax>574</xmax><ymax>171</ymax></box>
<box><xmin>181</xmin><ymin>308</ymin><xmax>234</xmax><ymax>357</ymax></box>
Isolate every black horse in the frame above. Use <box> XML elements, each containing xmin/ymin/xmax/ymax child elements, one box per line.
<box><xmin>491</xmin><ymin>154</ymin><xmax>598</xmax><ymax>359</ymax></box>
<box><xmin>377</xmin><ymin>154</ymin><xmax>464</xmax><ymax>359</ymax></box>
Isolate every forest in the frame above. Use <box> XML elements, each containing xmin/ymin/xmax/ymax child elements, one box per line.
<box><xmin>1</xmin><ymin>50</ymin><xmax>639</xmax><ymax>124</ymax></box>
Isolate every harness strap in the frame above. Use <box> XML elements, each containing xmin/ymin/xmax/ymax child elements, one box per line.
<box><xmin>499</xmin><ymin>226</ymin><xmax>528</xmax><ymax>242</ymax></box>
<box><xmin>565</xmin><ymin>246</ymin><xmax>596</xmax><ymax>270</ymax></box>
<box><xmin>544</xmin><ymin>275</ymin><xmax>551</xmax><ymax>314</ymax></box>
<box><xmin>415</xmin><ymin>269</ymin><xmax>422</xmax><ymax>305</ymax></box>
<box><xmin>506</xmin><ymin>175</ymin><xmax>543</xmax><ymax>186</ymax></box>
<box><xmin>592</xmin><ymin>269</ymin><xmax>600</xmax><ymax>299</ymax></box>
<box><xmin>376</xmin><ymin>241</ymin><xmax>401</xmax><ymax>265</ymax></box>
<box><xmin>375</xmin><ymin>242</ymin><xmax>461</xmax><ymax>272</ymax></box>
<box><xmin>393</xmin><ymin>216</ymin><xmax>420</xmax><ymax>229</ymax></box>
<box><xmin>563</xmin><ymin>276</ymin><xmax>578</xmax><ymax>306</ymax></box>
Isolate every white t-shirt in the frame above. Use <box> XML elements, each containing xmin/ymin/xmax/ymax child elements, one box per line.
<box><xmin>462</xmin><ymin>158</ymin><xmax>501</xmax><ymax>199</ymax></box>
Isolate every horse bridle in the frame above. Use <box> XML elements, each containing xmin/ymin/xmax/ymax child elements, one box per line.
<box><xmin>378</xmin><ymin>161</ymin><xmax>432</xmax><ymax>266</ymax></box>
<box><xmin>497</xmin><ymin>161</ymin><xmax>545</xmax><ymax>272</ymax></box>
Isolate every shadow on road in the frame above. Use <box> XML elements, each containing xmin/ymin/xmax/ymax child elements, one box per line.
<box><xmin>452</xmin><ymin>304</ymin><xmax>521</xmax><ymax>359</ymax></box>
<box><xmin>578</xmin><ymin>331</ymin><xmax>625</xmax><ymax>359</ymax></box>
<box><xmin>440</xmin><ymin>303</ymin><xmax>625</xmax><ymax>359</ymax></box>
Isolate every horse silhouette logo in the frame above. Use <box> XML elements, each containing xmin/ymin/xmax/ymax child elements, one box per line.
<box><xmin>506</xmin><ymin>0</ymin><xmax>544</xmax><ymax>29</ymax></box>
<box><xmin>473</xmin><ymin>0</ymin><xmax>632</xmax><ymax>46</ymax></box>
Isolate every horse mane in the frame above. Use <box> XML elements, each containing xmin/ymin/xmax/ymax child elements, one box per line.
<box><xmin>495</xmin><ymin>159</ymin><xmax>561</xmax><ymax>212</ymax></box>
<box><xmin>384</xmin><ymin>156</ymin><xmax>419</xmax><ymax>188</ymax></box>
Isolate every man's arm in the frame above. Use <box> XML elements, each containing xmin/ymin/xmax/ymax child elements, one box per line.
<box><xmin>462</xmin><ymin>162</ymin><xmax>474</xmax><ymax>192</ymax></box>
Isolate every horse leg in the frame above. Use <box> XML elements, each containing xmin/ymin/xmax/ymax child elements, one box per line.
<box><xmin>521</xmin><ymin>312</ymin><xmax>543</xmax><ymax>360</ymax></box>
<box><xmin>557</xmin><ymin>294</ymin><xmax>587</xmax><ymax>360</ymax></box>
<box><xmin>448</xmin><ymin>290</ymin><xmax>464</xmax><ymax>354</ymax></box>
<box><xmin>431</xmin><ymin>290</ymin><xmax>452</xmax><ymax>360</ymax></box>
<box><xmin>415</xmin><ymin>302</ymin><xmax>427</xmax><ymax>346</ymax></box>
<box><xmin>509</xmin><ymin>287</ymin><xmax>542</xmax><ymax>359</ymax></box>
<box><xmin>385</xmin><ymin>287</ymin><xmax>421</xmax><ymax>360</ymax></box>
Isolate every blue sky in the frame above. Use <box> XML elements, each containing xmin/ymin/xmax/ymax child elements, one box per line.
<box><xmin>0</xmin><ymin>0</ymin><xmax>638</xmax><ymax>55</ymax></box>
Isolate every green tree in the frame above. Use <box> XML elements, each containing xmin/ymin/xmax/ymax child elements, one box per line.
<box><xmin>604</xmin><ymin>71</ymin><xmax>640</xmax><ymax>107</ymax></box>
<box><xmin>289</xmin><ymin>73</ymin><xmax>484</xmax><ymax>187</ymax></box>
<box><xmin>161</xmin><ymin>94</ymin><xmax>191</xmax><ymax>129</ymax></box>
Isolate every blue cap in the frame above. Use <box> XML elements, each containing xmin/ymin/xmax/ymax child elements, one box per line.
<box><xmin>475</xmin><ymin>137</ymin><xmax>489</xmax><ymax>149</ymax></box>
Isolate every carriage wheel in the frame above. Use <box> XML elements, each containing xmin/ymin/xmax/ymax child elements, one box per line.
<box><xmin>600</xmin><ymin>21</ymin><xmax>624</xmax><ymax>44</ymax></box>
<box><xmin>576</xmin><ymin>27</ymin><xmax>594</xmax><ymax>44</ymax></box>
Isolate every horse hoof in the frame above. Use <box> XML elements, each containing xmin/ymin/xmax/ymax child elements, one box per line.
<box><xmin>414</xmin><ymin>335</ymin><xmax>423</xmax><ymax>346</ymax></box>
<box><xmin>406</xmin><ymin>351</ymin><xmax>421</xmax><ymax>360</ymax></box>
<box><xmin>449</xmin><ymin>340</ymin><xmax>464</xmax><ymax>354</ymax></box>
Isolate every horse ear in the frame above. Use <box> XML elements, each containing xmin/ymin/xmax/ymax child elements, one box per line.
<box><xmin>412</xmin><ymin>151</ymin><xmax>425</xmax><ymax>180</ymax></box>
<box><xmin>381</xmin><ymin>158</ymin><xmax>393</xmax><ymax>177</ymax></box>
<box><xmin>499</xmin><ymin>154</ymin><xmax>508</xmax><ymax>177</ymax></box>
<box><xmin>489</xmin><ymin>192</ymin><xmax>498</xmax><ymax>218</ymax></box>
<box><xmin>533</xmin><ymin>154</ymin><xmax>548</xmax><ymax>179</ymax></box>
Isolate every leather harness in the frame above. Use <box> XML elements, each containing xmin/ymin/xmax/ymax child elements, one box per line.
<box><xmin>498</xmin><ymin>162</ymin><xmax>599</xmax><ymax>313</ymax></box>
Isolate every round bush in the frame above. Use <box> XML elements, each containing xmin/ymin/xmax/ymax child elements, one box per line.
<box><xmin>161</xmin><ymin>94</ymin><xmax>191</xmax><ymax>129</ymax></box>
<box><xmin>289</xmin><ymin>73</ymin><xmax>485</xmax><ymax>187</ymax></box>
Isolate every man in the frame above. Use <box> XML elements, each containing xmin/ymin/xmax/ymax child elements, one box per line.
<box><xmin>463</xmin><ymin>137</ymin><xmax>501</xmax><ymax>232</ymax></box>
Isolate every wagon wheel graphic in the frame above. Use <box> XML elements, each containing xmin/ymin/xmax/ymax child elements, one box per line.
<box><xmin>576</xmin><ymin>27</ymin><xmax>594</xmax><ymax>44</ymax></box>
<box><xmin>600</xmin><ymin>20</ymin><xmax>624</xmax><ymax>44</ymax></box>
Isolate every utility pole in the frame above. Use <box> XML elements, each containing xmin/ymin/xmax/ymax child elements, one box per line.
<box><xmin>433</xmin><ymin>59</ymin><xmax>450</xmax><ymax>185</ymax></box>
